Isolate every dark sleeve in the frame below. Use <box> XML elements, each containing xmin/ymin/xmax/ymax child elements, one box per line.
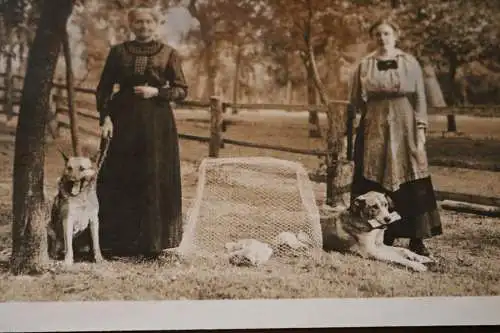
<box><xmin>96</xmin><ymin>46</ymin><xmax>118</xmax><ymax>126</ymax></box>
<box><xmin>158</xmin><ymin>49</ymin><xmax>188</xmax><ymax>102</ymax></box>
<box><xmin>348</xmin><ymin>63</ymin><xmax>363</xmax><ymax>113</ymax></box>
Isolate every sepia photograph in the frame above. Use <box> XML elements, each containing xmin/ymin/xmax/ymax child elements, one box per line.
<box><xmin>0</xmin><ymin>0</ymin><xmax>499</xmax><ymax>331</ymax></box>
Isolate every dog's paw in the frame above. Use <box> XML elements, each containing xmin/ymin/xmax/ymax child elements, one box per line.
<box><xmin>409</xmin><ymin>262</ymin><xmax>428</xmax><ymax>272</ymax></box>
<box><xmin>405</xmin><ymin>251</ymin><xmax>434</xmax><ymax>264</ymax></box>
<box><xmin>415</xmin><ymin>255</ymin><xmax>434</xmax><ymax>264</ymax></box>
<box><xmin>94</xmin><ymin>255</ymin><xmax>105</xmax><ymax>264</ymax></box>
<box><xmin>63</xmin><ymin>258</ymin><xmax>74</xmax><ymax>267</ymax></box>
<box><xmin>400</xmin><ymin>249</ymin><xmax>433</xmax><ymax>263</ymax></box>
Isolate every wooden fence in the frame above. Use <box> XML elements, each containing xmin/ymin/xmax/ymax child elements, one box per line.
<box><xmin>2</xmin><ymin>72</ymin><xmax>500</xmax><ymax>160</ymax></box>
<box><xmin>1</xmin><ymin>72</ymin><xmax>500</xmax><ymax>215</ymax></box>
<box><xmin>1</xmin><ymin>72</ymin><xmax>347</xmax><ymax>158</ymax></box>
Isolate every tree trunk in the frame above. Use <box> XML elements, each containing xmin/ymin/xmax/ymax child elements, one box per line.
<box><xmin>188</xmin><ymin>2</ymin><xmax>217</xmax><ymax>103</ymax></box>
<box><xmin>5</xmin><ymin>42</ymin><xmax>14</xmax><ymax>119</ymax></box>
<box><xmin>10</xmin><ymin>0</ymin><xmax>73</xmax><ymax>275</ymax></box>
<box><xmin>286</xmin><ymin>79</ymin><xmax>293</xmax><ymax>104</ymax></box>
<box><xmin>62</xmin><ymin>29</ymin><xmax>81</xmax><ymax>156</ymax></box>
<box><xmin>461</xmin><ymin>79</ymin><xmax>469</xmax><ymax>106</ymax></box>
<box><xmin>204</xmin><ymin>43</ymin><xmax>217</xmax><ymax>100</ymax></box>
<box><xmin>231</xmin><ymin>44</ymin><xmax>242</xmax><ymax>115</ymax></box>
<box><xmin>193</xmin><ymin>61</ymin><xmax>204</xmax><ymax>100</ymax></box>
<box><xmin>305</xmin><ymin>24</ymin><xmax>350</xmax><ymax>207</ymax></box>
<box><xmin>448</xmin><ymin>53</ymin><xmax>459</xmax><ymax>106</ymax></box>
<box><xmin>305</xmin><ymin>62</ymin><xmax>322</xmax><ymax>138</ymax></box>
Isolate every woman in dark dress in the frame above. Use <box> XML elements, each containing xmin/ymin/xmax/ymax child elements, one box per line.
<box><xmin>349</xmin><ymin>18</ymin><xmax>443</xmax><ymax>256</ymax></box>
<box><xmin>95</xmin><ymin>6</ymin><xmax>188</xmax><ymax>259</ymax></box>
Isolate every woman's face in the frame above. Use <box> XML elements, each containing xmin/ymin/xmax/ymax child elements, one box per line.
<box><xmin>130</xmin><ymin>11</ymin><xmax>158</xmax><ymax>41</ymax></box>
<box><xmin>372</xmin><ymin>23</ymin><xmax>397</xmax><ymax>50</ymax></box>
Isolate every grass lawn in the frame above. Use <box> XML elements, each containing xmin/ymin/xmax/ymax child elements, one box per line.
<box><xmin>0</xmin><ymin>111</ymin><xmax>498</xmax><ymax>301</ymax></box>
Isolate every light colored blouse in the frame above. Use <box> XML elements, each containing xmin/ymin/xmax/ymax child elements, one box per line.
<box><xmin>349</xmin><ymin>48</ymin><xmax>428</xmax><ymax>129</ymax></box>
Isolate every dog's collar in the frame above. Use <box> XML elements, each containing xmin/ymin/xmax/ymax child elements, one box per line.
<box><xmin>367</xmin><ymin>219</ymin><xmax>388</xmax><ymax>230</ymax></box>
<box><xmin>367</xmin><ymin>211</ymin><xmax>401</xmax><ymax>230</ymax></box>
<box><xmin>369</xmin><ymin>223</ymin><xmax>388</xmax><ymax>230</ymax></box>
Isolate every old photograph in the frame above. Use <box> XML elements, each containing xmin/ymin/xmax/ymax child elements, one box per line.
<box><xmin>0</xmin><ymin>0</ymin><xmax>499</xmax><ymax>330</ymax></box>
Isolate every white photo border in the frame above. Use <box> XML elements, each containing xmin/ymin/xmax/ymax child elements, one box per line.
<box><xmin>1</xmin><ymin>296</ymin><xmax>499</xmax><ymax>332</ymax></box>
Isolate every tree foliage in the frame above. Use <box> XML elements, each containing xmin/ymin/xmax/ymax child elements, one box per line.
<box><xmin>396</xmin><ymin>0</ymin><xmax>500</xmax><ymax>103</ymax></box>
<box><xmin>397</xmin><ymin>0</ymin><xmax>500</xmax><ymax>63</ymax></box>
<box><xmin>172</xmin><ymin>0</ymin><xmax>266</xmax><ymax>100</ymax></box>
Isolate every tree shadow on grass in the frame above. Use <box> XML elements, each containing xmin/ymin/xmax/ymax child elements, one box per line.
<box><xmin>0</xmin><ymin>260</ymin><xmax>9</xmax><ymax>273</ymax></box>
<box><xmin>440</xmin><ymin>229</ymin><xmax>500</xmax><ymax>250</ymax></box>
<box><xmin>427</xmin><ymin>136</ymin><xmax>500</xmax><ymax>170</ymax></box>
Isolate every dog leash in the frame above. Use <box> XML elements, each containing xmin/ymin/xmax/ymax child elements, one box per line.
<box><xmin>95</xmin><ymin>136</ymin><xmax>111</xmax><ymax>176</ymax></box>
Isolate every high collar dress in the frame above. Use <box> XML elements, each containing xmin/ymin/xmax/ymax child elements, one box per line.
<box><xmin>95</xmin><ymin>40</ymin><xmax>188</xmax><ymax>256</ymax></box>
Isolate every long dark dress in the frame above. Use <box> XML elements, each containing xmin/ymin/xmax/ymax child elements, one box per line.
<box><xmin>348</xmin><ymin>49</ymin><xmax>442</xmax><ymax>240</ymax></box>
<box><xmin>95</xmin><ymin>40</ymin><xmax>188</xmax><ymax>256</ymax></box>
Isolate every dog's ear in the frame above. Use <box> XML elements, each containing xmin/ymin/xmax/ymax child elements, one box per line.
<box><xmin>351</xmin><ymin>195</ymin><xmax>366</xmax><ymax>215</ymax></box>
<box><xmin>385</xmin><ymin>194</ymin><xmax>395</xmax><ymax>210</ymax></box>
<box><xmin>58</xmin><ymin>149</ymin><xmax>69</xmax><ymax>163</ymax></box>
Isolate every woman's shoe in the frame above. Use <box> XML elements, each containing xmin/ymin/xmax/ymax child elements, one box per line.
<box><xmin>141</xmin><ymin>251</ymin><xmax>160</xmax><ymax>261</ymax></box>
<box><xmin>409</xmin><ymin>238</ymin><xmax>430</xmax><ymax>256</ymax></box>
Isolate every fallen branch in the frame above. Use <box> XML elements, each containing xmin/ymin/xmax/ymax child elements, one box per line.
<box><xmin>440</xmin><ymin>200</ymin><xmax>500</xmax><ymax>217</ymax></box>
<box><xmin>435</xmin><ymin>191</ymin><xmax>500</xmax><ymax>207</ymax></box>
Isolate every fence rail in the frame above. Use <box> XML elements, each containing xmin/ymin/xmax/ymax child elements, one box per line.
<box><xmin>3</xmin><ymin>73</ymin><xmax>500</xmax><ymax>116</ymax></box>
<box><xmin>3</xmin><ymin>73</ymin><xmax>500</xmax><ymax>162</ymax></box>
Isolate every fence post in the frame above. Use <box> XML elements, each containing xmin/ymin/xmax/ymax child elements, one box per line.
<box><xmin>45</xmin><ymin>79</ymin><xmax>59</xmax><ymax>140</ymax></box>
<box><xmin>220</xmin><ymin>103</ymin><xmax>227</xmax><ymax>148</ymax></box>
<box><xmin>54</xmin><ymin>78</ymin><xmax>64</xmax><ymax>137</ymax></box>
<box><xmin>221</xmin><ymin>102</ymin><xmax>228</xmax><ymax>133</ymax></box>
<box><xmin>447</xmin><ymin>114</ymin><xmax>457</xmax><ymax>132</ymax></box>
<box><xmin>46</xmin><ymin>81</ymin><xmax>56</xmax><ymax>140</ymax></box>
<box><xmin>325</xmin><ymin>103</ymin><xmax>353</xmax><ymax>207</ymax></box>
<box><xmin>209</xmin><ymin>96</ymin><xmax>223</xmax><ymax>157</ymax></box>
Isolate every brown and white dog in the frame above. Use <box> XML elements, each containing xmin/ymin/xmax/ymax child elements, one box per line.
<box><xmin>47</xmin><ymin>152</ymin><xmax>104</xmax><ymax>266</ymax></box>
<box><xmin>320</xmin><ymin>191</ymin><xmax>434</xmax><ymax>272</ymax></box>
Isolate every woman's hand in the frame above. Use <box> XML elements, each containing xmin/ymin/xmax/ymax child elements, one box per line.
<box><xmin>101</xmin><ymin>116</ymin><xmax>113</xmax><ymax>138</ymax></box>
<box><xmin>134</xmin><ymin>85</ymin><xmax>159</xmax><ymax>99</ymax></box>
<box><xmin>415</xmin><ymin>127</ymin><xmax>427</xmax><ymax>167</ymax></box>
<box><xmin>417</xmin><ymin>127</ymin><xmax>426</xmax><ymax>148</ymax></box>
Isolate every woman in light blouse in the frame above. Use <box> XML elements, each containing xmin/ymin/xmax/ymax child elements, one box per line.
<box><xmin>349</xmin><ymin>18</ymin><xmax>442</xmax><ymax>256</ymax></box>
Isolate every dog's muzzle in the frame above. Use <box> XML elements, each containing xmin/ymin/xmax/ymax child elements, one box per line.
<box><xmin>64</xmin><ymin>179</ymin><xmax>86</xmax><ymax>196</ymax></box>
<box><xmin>367</xmin><ymin>211</ymin><xmax>401</xmax><ymax>230</ymax></box>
